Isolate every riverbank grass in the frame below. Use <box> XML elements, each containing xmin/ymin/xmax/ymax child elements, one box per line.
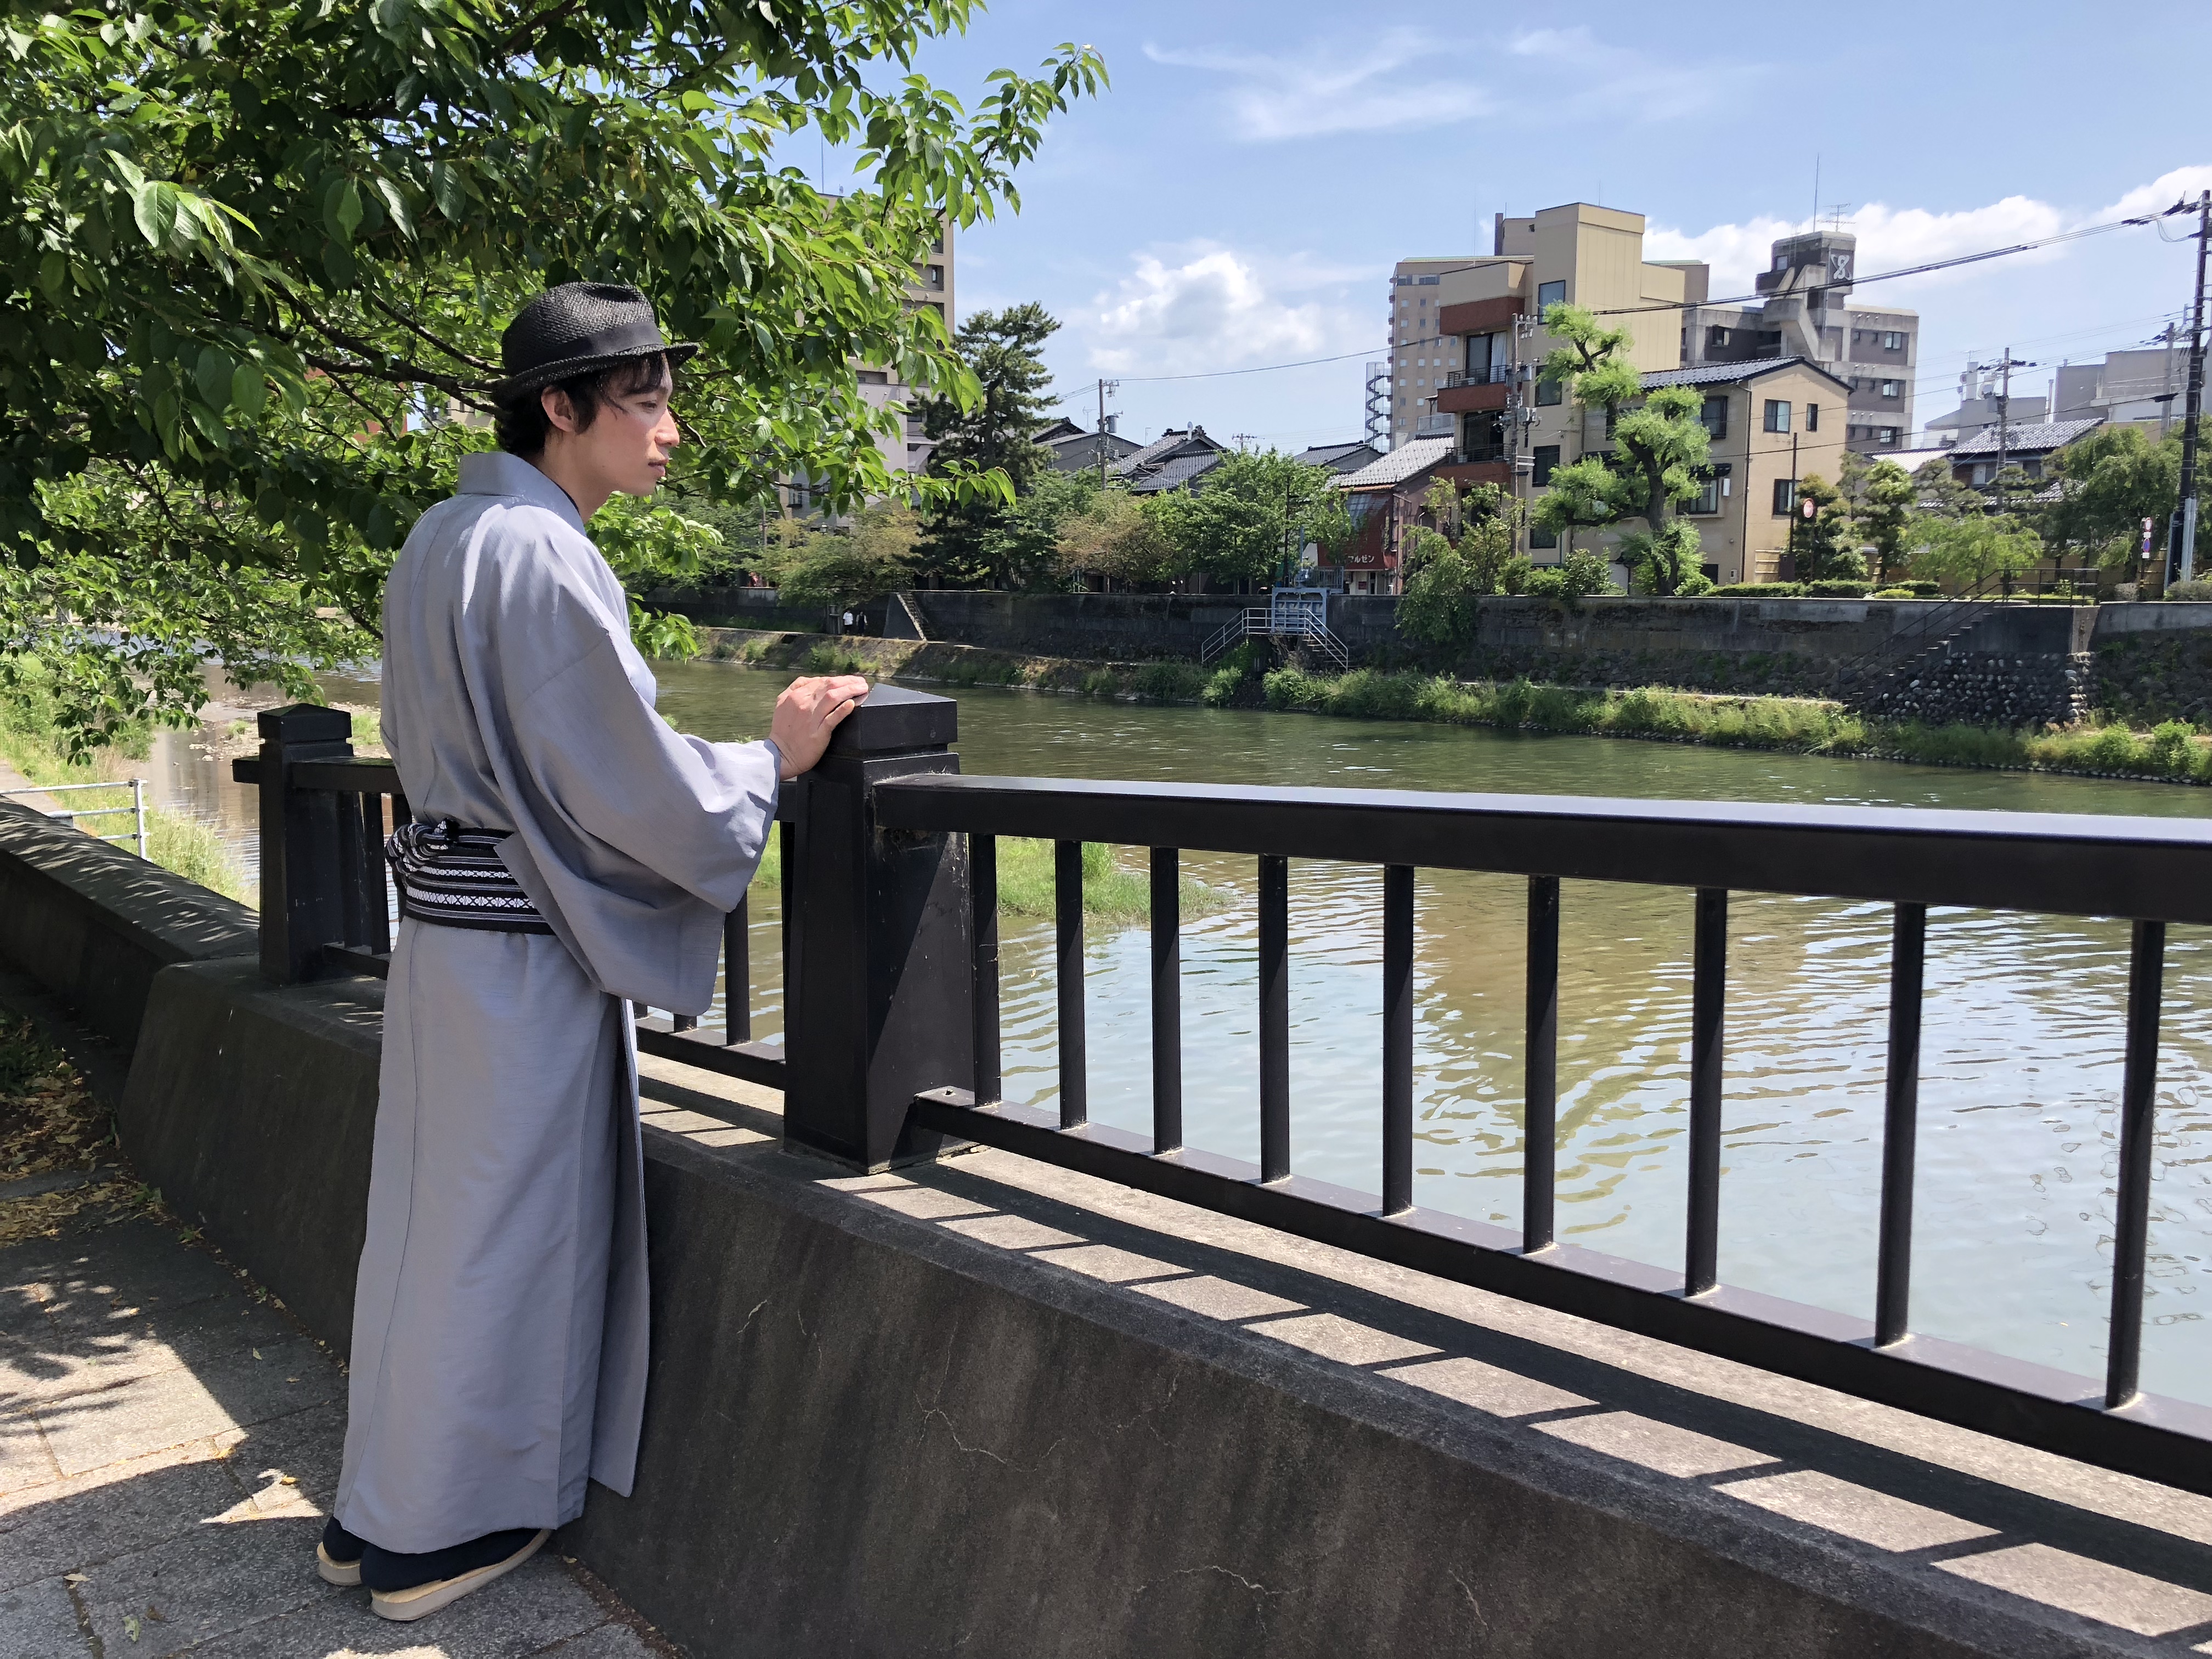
<box><xmin>1259</xmin><ymin>667</ymin><xmax>2212</xmax><ymax>783</ymax></box>
<box><xmin>0</xmin><ymin>681</ymin><xmax>255</xmax><ymax>902</ymax></box>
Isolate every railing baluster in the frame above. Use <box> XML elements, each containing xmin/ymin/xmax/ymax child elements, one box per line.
<box><xmin>778</xmin><ymin>817</ymin><xmax>794</xmax><ymax>977</ymax></box>
<box><xmin>971</xmin><ymin>834</ymin><xmax>1000</xmax><ymax>1105</ymax></box>
<box><xmin>1523</xmin><ymin>875</ymin><xmax>1560</xmax><ymax>1252</ymax></box>
<box><xmin>724</xmin><ymin>891</ymin><xmax>752</xmax><ymax>1043</ymax></box>
<box><xmin>1150</xmin><ymin>848</ymin><xmax>1182</xmax><ymax>1154</ymax></box>
<box><xmin>1685</xmin><ymin>888</ymin><xmax>1728</xmax><ymax>1296</ymax></box>
<box><xmin>1259</xmin><ymin>854</ymin><xmax>1290</xmax><ymax>1182</ymax></box>
<box><xmin>2107</xmin><ymin>919</ymin><xmax>2166</xmax><ymax>1409</ymax></box>
<box><xmin>1382</xmin><ymin>864</ymin><xmax>1414</xmax><ymax>1215</ymax></box>
<box><xmin>1875</xmin><ymin>902</ymin><xmax>1927</xmax><ymax>1345</ymax></box>
<box><xmin>335</xmin><ymin>791</ymin><xmax>366</xmax><ymax>947</ymax></box>
<box><xmin>1056</xmin><ymin>839</ymin><xmax>1087</xmax><ymax>1128</ymax></box>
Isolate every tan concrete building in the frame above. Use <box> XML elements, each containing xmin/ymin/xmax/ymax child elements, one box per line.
<box><xmin>1389</xmin><ymin>200</ymin><xmax>1852</xmax><ymax>586</ymax></box>
<box><xmin>856</xmin><ymin>219</ymin><xmax>956</xmax><ymax>481</ymax></box>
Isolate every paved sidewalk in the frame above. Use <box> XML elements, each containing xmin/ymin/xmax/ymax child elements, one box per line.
<box><xmin>0</xmin><ymin>1215</ymin><xmax>668</xmax><ymax>1657</ymax></box>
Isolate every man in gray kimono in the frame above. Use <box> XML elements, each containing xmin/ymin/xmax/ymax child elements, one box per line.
<box><xmin>318</xmin><ymin>283</ymin><xmax>866</xmax><ymax>1622</ymax></box>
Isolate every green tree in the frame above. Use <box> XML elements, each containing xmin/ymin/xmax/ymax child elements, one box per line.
<box><xmin>1150</xmin><ymin>450</ymin><xmax>1341</xmax><ymax>589</ymax></box>
<box><xmin>2</xmin><ymin>0</ymin><xmax>1103</xmax><ymax>745</ymax></box>
<box><xmin>1791</xmin><ymin>473</ymin><xmax>1865</xmax><ymax>584</ymax></box>
<box><xmin>1056</xmin><ymin>485</ymin><xmax>1177</xmax><ymax>589</ymax></box>
<box><xmin>1527</xmin><ymin>303</ymin><xmax>1710</xmax><ymax>593</ymax></box>
<box><xmin>918</xmin><ymin>302</ymin><xmax>1062</xmax><ymax>494</ymax></box>
<box><xmin>769</xmin><ymin>501</ymin><xmax>922</xmax><ymax>613</ymax></box>
<box><xmin>1397</xmin><ymin>483</ymin><xmax>1518</xmax><ymax>647</ymax></box>
<box><xmin>2043</xmin><ymin>427</ymin><xmax>2180</xmax><ymax>568</ymax></box>
<box><xmin>1850</xmin><ymin>459</ymin><xmax>1918</xmax><ymax>586</ymax></box>
<box><xmin>1912</xmin><ymin>456</ymin><xmax>1984</xmax><ymax>518</ymax></box>
<box><xmin>1907</xmin><ymin>514</ymin><xmax>2042</xmax><ymax>591</ymax></box>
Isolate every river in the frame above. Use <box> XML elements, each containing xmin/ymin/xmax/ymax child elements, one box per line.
<box><xmin>144</xmin><ymin>661</ymin><xmax>2212</xmax><ymax>1406</ymax></box>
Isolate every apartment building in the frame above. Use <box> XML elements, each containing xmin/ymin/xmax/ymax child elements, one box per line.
<box><xmin>854</xmin><ymin>219</ymin><xmax>956</xmax><ymax>480</ymax></box>
<box><xmin>1682</xmin><ymin>230</ymin><xmax>1919</xmax><ymax>456</ymax></box>
<box><xmin>1384</xmin><ymin>201</ymin><xmax>1852</xmax><ymax>586</ymax></box>
<box><xmin>2053</xmin><ymin>340</ymin><xmax>2192</xmax><ymax>434</ymax></box>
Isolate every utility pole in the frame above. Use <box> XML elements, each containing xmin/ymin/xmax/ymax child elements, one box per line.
<box><xmin>2169</xmin><ymin>190</ymin><xmax>2209</xmax><ymax>586</ymax></box>
<box><xmin>1093</xmin><ymin>377</ymin><xmax>1119</xmax><ymax>488</ymax></box>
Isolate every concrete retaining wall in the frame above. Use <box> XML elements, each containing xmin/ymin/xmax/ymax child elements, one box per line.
<box><xmin>0</xmin><ymin>800</ymin><xmax>257</xmax><ymax>1047</ymax></box>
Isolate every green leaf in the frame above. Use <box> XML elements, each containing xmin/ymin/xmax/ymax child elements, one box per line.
<box><xmin>429</xmin><ymin>161</ymin><xmax>467</xmax><ymax>223</ymax></box>
<box><xmin>195</xmin><ymin>346</ymin><xmax>235</xmax><ymax>411</ymax></box>
<box><xmin>132</xmin><ymin>182</ymin><xmax>176</xmax><ymax>250</ymax></box>
<box><xmin>231</xmin><ymin>364</ymin><xmax>266</xmax><ymax>416</ymax></box>
<box><xmin>325</xmin><ymin>176</ymin><xmax>363</xmax><ymax>244</ymax></box>
<box><xmin>364</xmin><ymin>499</ymin><xmax>396</xmax><ymax>549</ymax></box>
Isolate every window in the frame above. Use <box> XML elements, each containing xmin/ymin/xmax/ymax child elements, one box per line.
<box><xmin>1536</xmin><ymin>376</ymin><xmax>1563</xmax><ymax>407</ymax></box>
<box><xmin>1763</xmin><ymin>399</ymin><xmax>1791</xmax><ymax>433</ymax></box>
<box><xmin>1878</xmin><ymin>380</ymin><xmax>1901</xmax><ymax>398</ymax></box>
<box><xmin>1708</xmin><ymin>325</ymin><xmax>1732</xmax><ymax>347</ymax></box>
<box><xmin>1806</xmin><ymin>403</ymin><xmax>1819</xmax><ymax>432</ymax></box>
<box><xmin>1688</xmin><ymin>475</ymin><xmax>1720</xmax><ymax>515</ymax></box>
<box><xmin>1532</xmin><ymin>444</ymin><xmax>1561</xmax><ymax>487</ymax></box>
<box><xmin>856</xmin><ymin>370</ymin><xmax>889</xmax><ymax>385</ymax></box>
<box><xmin>921</xmin><ymin>264</ymin><xmax>944</xmax><ymax>289</ymax></box>
<box><xmin>1699</xmin><ymin>395</ymin><xmax>1728</xmax><ymax>439</ymax></box>
<box><xmin>1878</xmin><ymin>427</ymin><xmax>1900</xmax><ymax>445</ymax></box>
<box><xmin>1462</xmin><ymin>411</ymin><xmax>1505</xmax><ymax>462</ymax></box>
<box><xmin>1881</xmin><ymin>331</ymin><xmax>1905</xmax><ymax>351</ymax></box>
<box><xmin>1537</xmin><ymin>279</ymin><xmax>1566</xmax><ymax>311</ymax></box>
<box><xmin>1773</xmin><ymin>478</ymin><xmax>1798</xmax><ymax>516</ymax></box>
<box><xmin>1530</xmin><ymin>524</ymin><xmax>1559</xmax><ymax>549</ymax></box>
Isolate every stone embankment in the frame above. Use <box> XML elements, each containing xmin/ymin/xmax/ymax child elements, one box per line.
<box><xmin>660</xmin><ymin>587</ymin><xmax>2212</xmax><ymax>733</ymax></box>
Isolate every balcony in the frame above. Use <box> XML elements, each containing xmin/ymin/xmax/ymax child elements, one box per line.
<box><xmin>1437</xmin><ymin>365</ymin><xmax>1514</xmax><ymax>414</ymax></box>
<box><xmin>1438</xmin><ymin>295</ymin><xmax>1525</xmax><ymax>336</ymax></box>
<box><xmin>1437</xmin><ymin>458</ymin><xmax>1513</xmax><ymax>488</ymax></box>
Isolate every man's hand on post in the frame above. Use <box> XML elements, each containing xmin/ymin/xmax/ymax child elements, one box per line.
<box><xmin>770</xmin><ymin>675</ymin><xmax>869</xmax><ymax>781</ymax></box>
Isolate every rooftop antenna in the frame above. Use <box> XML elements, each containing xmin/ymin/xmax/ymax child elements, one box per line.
<box><xmin>1823</xmin><ymin>202</ymin><xmax>1855</xmax><ymax>232</ymax></box>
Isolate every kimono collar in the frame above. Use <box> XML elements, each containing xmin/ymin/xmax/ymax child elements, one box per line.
<box><xmin>457</xmin><ymin>451</ymin><xmax>589</xmax><ymax>536</ymax></box>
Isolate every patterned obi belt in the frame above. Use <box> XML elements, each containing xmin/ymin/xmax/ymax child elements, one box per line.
<box><xmin>384</xmin><ymin>819</ymin><xmax>554</xmax><ymax>935</ymax></box>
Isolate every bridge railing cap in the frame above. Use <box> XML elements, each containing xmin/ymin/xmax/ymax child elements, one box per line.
<box><xmin>826</xmin><ymin>683</ymin><xmax>957</xmax><ymax>757</ymax></box>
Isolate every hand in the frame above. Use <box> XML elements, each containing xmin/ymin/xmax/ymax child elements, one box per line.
<box><xmin>769</xmin><ymin>675</ymin><xmax>868</xmax><ymax>780</ymax></box>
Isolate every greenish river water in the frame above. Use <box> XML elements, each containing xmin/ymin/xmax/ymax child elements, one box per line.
<box><xmin>159</xmin><ymin>661</ymin><xmax>2212</xmax><ymax>1404</ymax></box>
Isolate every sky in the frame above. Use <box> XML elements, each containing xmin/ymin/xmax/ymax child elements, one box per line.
<box><xmin>803</xmin><ymin>0</ymin><xmax>2212</xmax><ymax>454</ymax></box>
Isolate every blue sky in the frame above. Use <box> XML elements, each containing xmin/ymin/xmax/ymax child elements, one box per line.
<box><xmin>821</xmin><ymin>1</ymin><xmax>2211</xmax><ymax>451</ymax></box>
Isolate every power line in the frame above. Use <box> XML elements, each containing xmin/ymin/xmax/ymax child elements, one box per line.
<box><xmin>1102</xmin><ymin>347</ymin><xmax>1386</xmax><ymax>383</ymax></box>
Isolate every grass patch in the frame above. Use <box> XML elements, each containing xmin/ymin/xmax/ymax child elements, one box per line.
<box><xmin>0</xmin><ymin>682</ymin><xmax>255</xmax><ymax>901</ymax></box>
<box><xmin>1256</xmin><ymin>666</ymin><xmax>2212</xmax><ymax>782</ymax></box>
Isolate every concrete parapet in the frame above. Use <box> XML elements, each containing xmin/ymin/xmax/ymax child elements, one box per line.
<box><xmin>0</xmin><ymin>799</ymin><xmax>256</xmax><ymax>1047</ymax></box>
<box><xmin>119</xmin><ymin>958</ymin><xmax>383</xmax><ymax>1350</ymax></box>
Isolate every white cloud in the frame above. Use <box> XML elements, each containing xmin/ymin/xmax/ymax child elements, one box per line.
<box><xmin>1143</xmin><ymin>30</ymin><xmax>1492</xmax><ymax>141</ymax></box>
<box><xmin>1647</xmin><ymin>165</ymin><xmax>2212</xmax><ymax>302</ymax></box>
<box><xmin>1148</xmin><ymin>25</ymin><xmax>1761</xmax><ymax>143</ymax></box>
<box><xmin>1080</xmin><ymin>245</ymin><xmax>1369</xmax><ymax>377</ymax></box>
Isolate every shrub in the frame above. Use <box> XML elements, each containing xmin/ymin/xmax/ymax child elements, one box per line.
<box><xmin>1872</xmin><ymin>587</ymin><xmax>1918</xmax><ymax>599</ymax></box>
<box><xmin>1708</xmin><ymin>582</ymin><xmax>1804</xmax><ymax>597</ymax></box>
<box><xmin>1806</xmin><ymin>579</ymin><xmax>1872</xmax><ymax>597</ymax></box>
<box><xmin>1899</xmin><ymin>580</ymin><xmax>1940</xmax><ymax>597</ymax></box>
<box><xmin>1672</xmin><ymin>571</ymin><xmax>1716</xmax><ymax>597</ymax></box>
<box><xmin>1079</xmin><ymin>669</ymin><xmax>1118</xmax><ymax>697</ymax></box>
<box><xmin>1131</xmin><ymin>663</ymin><xmax>1206</xmax><ymax>702</ymax></box>
<box><xmin>2166</xmin><ymin>579</ymin><xmax>2212</xmax><ymax>601</ymax></box>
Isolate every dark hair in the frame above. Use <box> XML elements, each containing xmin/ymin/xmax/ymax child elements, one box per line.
<box><xmin>494</xmin><ymin>353</ymin><xmax>674</xmax><ymax>458</ymax></box>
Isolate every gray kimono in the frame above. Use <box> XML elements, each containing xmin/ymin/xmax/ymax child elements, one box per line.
<box><xmin>333</xmin><ymin>450</ymin><xmax>778</xmax><ymax>1554</ymax></box>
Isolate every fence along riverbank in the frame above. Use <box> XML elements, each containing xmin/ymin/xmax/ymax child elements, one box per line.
<box><xmin>237</xmin><ymin>691</ymin><xmax>2212</xmax><ymax>1495</ymax></box>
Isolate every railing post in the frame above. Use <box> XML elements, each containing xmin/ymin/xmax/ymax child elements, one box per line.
<box><xmin>255</xmin><ymin>704</ymin><xmax>354</xmax><ymax>984</ymax></box>
<box><xmin>783</xmin><ymin>686</ymin><xmax>972</xmax><ymax>1171</ymax></box>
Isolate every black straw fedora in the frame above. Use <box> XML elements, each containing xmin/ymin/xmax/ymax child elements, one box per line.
<box><xmin>493</xmin><ymin>283</ymin><xmax>698</xmax><ymax>400</ymax></box>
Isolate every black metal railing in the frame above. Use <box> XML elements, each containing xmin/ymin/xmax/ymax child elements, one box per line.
<box><xmin>241</xmin><ymin>695</ymin><xmax>2212</xmax><ymax>1498</ymax></box>
<box><xmin>876</xmin><ymin>774</ymin><xmax>2212</xmax><ymax>1499</ymax></box>
<box><xmin>234</xmin><ymin>703</ymin><xmax>795</xmax><ymax>1090</ymax></box>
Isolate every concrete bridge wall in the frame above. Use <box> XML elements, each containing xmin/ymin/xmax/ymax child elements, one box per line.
<box><xmin>3</xmin><ymin>804</ymin><xmax>2207</xmax><ymax>1658</ymax></box>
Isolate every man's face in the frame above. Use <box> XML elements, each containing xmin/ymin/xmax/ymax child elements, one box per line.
<box><xmin>542</xmin><ymin>368</ymin><xmax>679</xmax><ymax>500</ymax></box>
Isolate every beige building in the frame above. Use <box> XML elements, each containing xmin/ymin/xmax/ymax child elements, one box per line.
<box><xmin>1381</xmin><ymin>200</ymin><xmax>1852</xmax><ymax>586</ymax></box>
<box><xmin>855</xmin><ymin>220</ymin><xmax>956</xmax><ymax>481</ymax></box>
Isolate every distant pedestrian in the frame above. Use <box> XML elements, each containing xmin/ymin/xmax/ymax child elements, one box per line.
<box><xmin>317</xmin><ymin>283</ymin><xmax>866</xmax><ymax>1621</ymax></box>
